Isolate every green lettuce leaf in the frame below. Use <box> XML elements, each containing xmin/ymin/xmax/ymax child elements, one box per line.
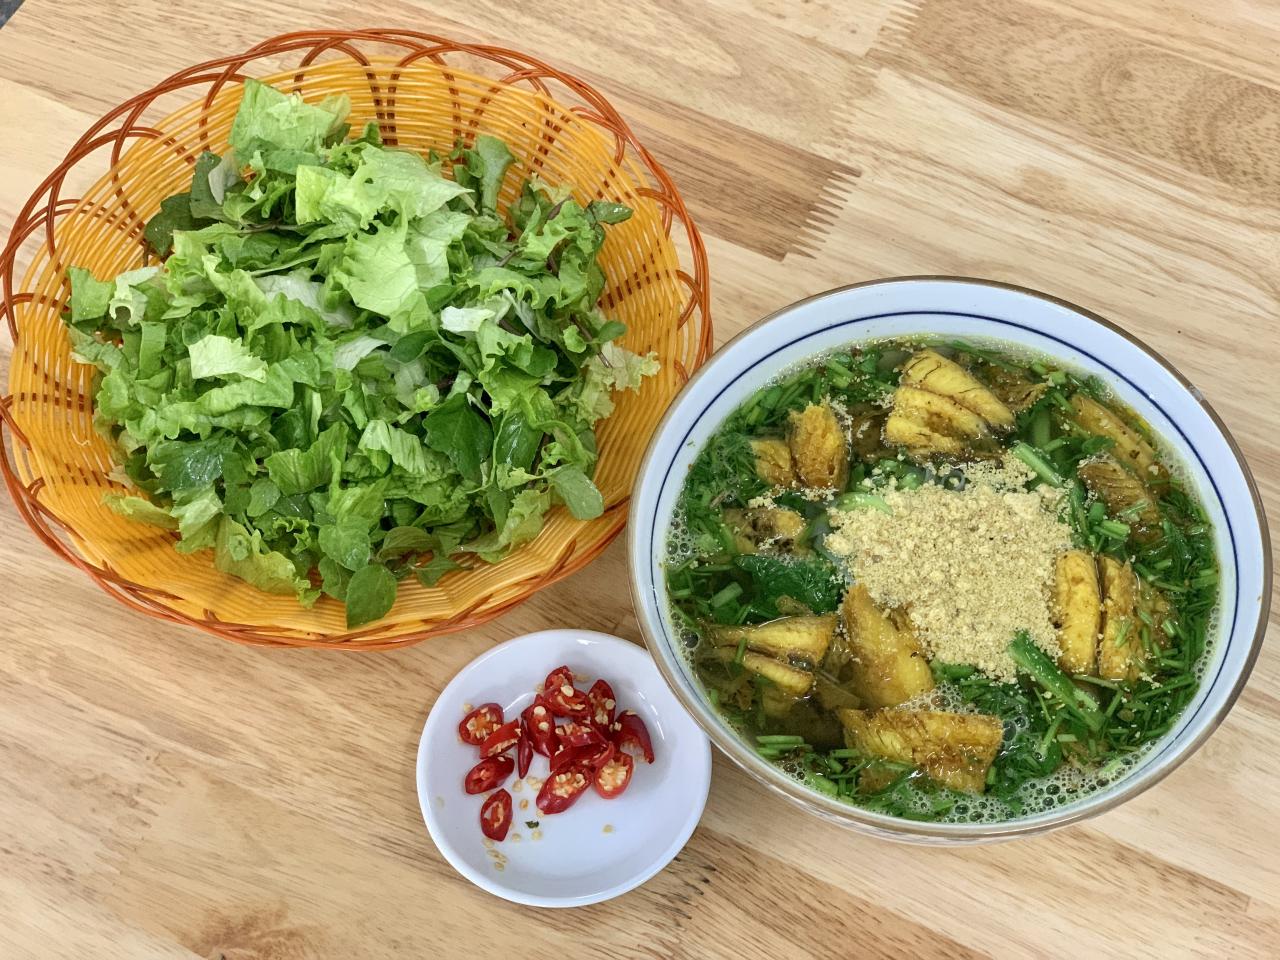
<box><xmin>229</xmin><ymin>79</ymin><xmax>348</xmax><ymax>158</ymax></box>
<box><xmin>548</xmin><ymin>465</ymin><xmax>604</xmax><ymax>520</ymax></box>
<box><xmin>103</xmin><ymin>494</ymin><xmax>178</xmax><ymax>530</ymax></box>
<box><xmin>188</xmin><ymin>335</ymin><xmax>268</xmax><ymax>382</ymax></box>
<box><xmin>265</xmin><ymin>423</ymin><xmax>348</xmax><ymax>496</ymax></box>
<box><xmin>344</xmin><ymin>563</ymin><xmax>397</xmax><ymax>627</ymax></box>
<box><xmin>415</xmin><ymin>554</ymin><xmax>461</xmax><ymax>587</ymax></box>
<box><xmin>570</xmin><ymin>342</ymin><xmax>660</xmax><ymax>423</ymax></box>
<box><xmin>455</xmin><ymin>134</ymin><xmax>515</xmax><ymax>213</ymax></box>
<box><xmin>214</xmin><ymin>516</ymin><xmax>316</xmax><ymax>604</ymax></box>
<box><xmin>423</xmin><ymin>395</ymin><xmax>492</xmax><ymax>484</ymax></box>
<box><xmin>332</xmin><ymin>222</ymin><xmax>420</xmax><ymax>317</ymax></box>
<box><xmin>59</xmin><ymin>82</ymin><xmax>650</xmax><ymax>624</ymax></box>
<box><xmin>67</xmin><ymin>266</ymin><xmax>113</xmax><ymax>322</ymax></box>
<box><xmin>462</xmin><ymin>487</ymin><xmax>550</xmax><ymax>562</ymax></box>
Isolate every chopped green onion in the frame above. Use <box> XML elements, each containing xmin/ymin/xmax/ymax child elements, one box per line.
<box><xmin>1074</xmin><ymin>674</ymin><xmax>1121</xmax><ymax>690</ymax></box>
<box><xmin>710</xmin><ymin>583</ymin><xmax>743</xmax><ymax>608</ymax></box>
<box><xmin>834</xmin><ymin>492</ymin><xmax>891</xmax><ymax>513</ymax></box>
<box><xmin>1190</xmin><ymin>570</ymin><xmax>1219</xmax><ymax>588</ymax></box>
<box><xmin>1011</xmin><ymin>442</ymin><xmax>1064</xmax><ymax>486</ymax></box>
<box><xmin>1038</xmin><ymin>715</ymin><xmax>1064</xmax><ymax>758</ymax></box>
<box><xmin>809</xmin><ymin>773</ymin><xmax>839</xmax><ymax>796</ymax></box>
<box><xmin>756</xmin><ymin>734</ymin><xmax>807</xmax><ymax>747</ymax></box>
<box><xmin>1136</xmin><ymin>675</ymin><xmax>1196</xmax><ymax>700</ymax></box>
<box><xmin>1008</xmin><ymin>631</ymin><xmax>1103</xmax><ymax>731</ymax></box>
<box><xmin>1031</xmin><ymin>409</ymin><xmax>1052</xmax><ymax>449</ymax></box>
<box><xmin>897</xmin><ymin>471</ymin><xmax>924</xmax><ymax>491</ymax></box>
<box><xmin>1097</xmin><ymin>519</ymin><xmax>1131</xmax><ymax>539</ymax></box>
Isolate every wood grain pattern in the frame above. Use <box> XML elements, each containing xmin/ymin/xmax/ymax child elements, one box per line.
<box><xmin>1</xmin><ymin>1</ymin><xmax>1277</xmax><ymax>958</ymax></box>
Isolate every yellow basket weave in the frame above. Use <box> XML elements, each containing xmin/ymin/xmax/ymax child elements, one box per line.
<box><xmin>0</xmin><ymin>30</ymin><xmax>711</xmax><ymax>649</ymax></box>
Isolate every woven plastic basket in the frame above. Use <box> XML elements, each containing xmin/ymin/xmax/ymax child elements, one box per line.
<box><xmin>0</xmin><ymin>30</ymin><xmax>711</xmax><ymax>650</ymax></box>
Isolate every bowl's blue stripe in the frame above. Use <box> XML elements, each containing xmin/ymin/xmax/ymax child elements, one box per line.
<box><xmin>648</xmin><ymin>309</ymin><xmax>1238</xmax><ymax>771</ymax></box>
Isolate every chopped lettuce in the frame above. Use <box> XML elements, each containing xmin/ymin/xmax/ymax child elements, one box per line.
<box><xmin>64</xmin><ymin>79</ymin><xmax>654</xmax><ymax>627</ymax></box>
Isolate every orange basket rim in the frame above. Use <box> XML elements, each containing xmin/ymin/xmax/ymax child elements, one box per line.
<box><xmin>0</xmin><ymin>28</ymin><xmax>713</xmax><ymax>650</ymax></box>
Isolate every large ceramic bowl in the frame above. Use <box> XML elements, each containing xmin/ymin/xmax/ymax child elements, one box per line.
<box><xmin>628</xmin><ymin>277</ymin><xmax>1270</xmax><ymax>843</ymax></box>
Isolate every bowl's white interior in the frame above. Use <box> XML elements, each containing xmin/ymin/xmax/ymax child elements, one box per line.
<box><xmin>629</xmin><ymin>278</ymin><xmax>1269</xmax><ymax>842</ymax></box>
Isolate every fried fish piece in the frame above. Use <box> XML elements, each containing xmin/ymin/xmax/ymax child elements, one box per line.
<box><xmin>840</xmin><ymin>584</ymin><xmax>935</xmax><ymax>708</ymax></box>
<box><xmin>881</xmin><ymin>410</ymin><xmax>968</xmax><ymax>457</ymax></box>
<box><xmin>709</xmin><ymin>615</ymin><xmax>837</xmax><ymax>664</ymax></box>
<box><xmin>712</xmin><ymin>648</ymin><xmax>814</xmax><ymax>697</ymax></box>
<box><xmin>1071</xmin><ymin>394</ymin><xmax>1162</xmax><ymax>479</ymax></box>
<box><xmin>1053</xmin><ymin>550</ymin><xmax>1101</xmax><ymax>675</ymax></box>
<box><xmin>814</xmin><ymin>675</ymin><xmax>863</xmax><ymax>712</ymax></box>
<box><xmin>788</xmin><ymin>402</ymin><xmax>849</xmax><ymax>490</ymax></box>
<box><xmin>751</xmin><ymin>437</ymin><xmax>796</xmax><ymax>487</ymax></box>
<box><xmin>884</xmin><ymin>385</ymin><xmax>993</xmax><ymax>458</ymax></box>
<box><xmin>1097</xmin><ymin>555</ymin><xmax>1141</xmax><ymax>682</ymax></box>
<box><xmin>899</xmin><ymin>349</ymin><xmax>1015</xmax><ymax>429</ymax></box>
<box><xmin>723</xmin><ymin>506</ymin><xmax>808</xmax><ymax>554</ymax></box>
<box><xmin>838</xmin><ymin>708</ymin><xmax>1004</xmax><ymax>794</ymax></box>
<box><xmin>892</xmin><ymin>385</ymin><xmax>989</xmax><ymax>439</ymax></box>
<box><xmin>1078</xmin><ymin>455</ymin><xmax>1161</xmax><ymax>542</ymax></box>
<box><xmin>984</xmin><ymin>366</ymin><xmax>1050</xmax><ymax>414</ymax></box>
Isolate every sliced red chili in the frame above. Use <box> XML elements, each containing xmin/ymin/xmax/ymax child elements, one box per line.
<box><xmin>613</xmin><ymin>710</ymin><xmax>655</xmax><ymax>763</ymax></box>
<box><xmin>464</xmin><ymin>755</ymin><xmax>514</xmax><ymax>795</ymax></box>
<box><xmin>480</xmin><ymin>789</ymin><xmax>513</xmax><ymax>841</ymax></box>
<box><xmin>580</xmin><ymin>740</ymin><xmax>615</xmax><ymax>771</ymax></box>
<box><xmin>536</xmin><ymin>768</ymin><xmax>591</xmax><ymax>815</ymax></box>
<box><xmin>458</xmin><ymin>703</ymin><xmax>504</xmax><ymax>745</ymax></box>
<box><xmin>521</xmin><ymin>695</ymin><xmax>558</xmax><ymax>757</ymax></box>
<box><xmin>544</xmin><ymin>681</ymin><xmax>590</xmax><ymax>719</ymax></box>
<box><xmin>548</xmin><ymin>739</ymin><xmax>581</xmax><ymax>776</ymax></box>
<box><xmin>543</xmin><ymin>665</ymin><xmax>575</xmax><ymax>692</ymax></box>
<box><xmin>516</xmin><ymin>729</ymin><xmax>533</xmax><ymax>779</ymax></box>
<box><xmin>479</xmin><ymin>719</ymin><xmax>521</xmax><ymax>758</ymax></box>
<box><xmin>557</xmin><ymin>721</ymin><xmax>604</xmax><ymax>749</ymax></box>
<box><xmin>587</xmin><ymin>678</ymin><xmax>617</xmax><ymax>732</ymax></box>
<box><xmin>593</xmin><ymin>751</ymin><xmax>634</xmax><ymax>799</ymax></box>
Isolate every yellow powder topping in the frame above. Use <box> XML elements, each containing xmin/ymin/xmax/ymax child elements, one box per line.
<box><xmin>826</xmin><ymin>461</ymin><xmax>1071</xmax><ymax>680</ymax></box>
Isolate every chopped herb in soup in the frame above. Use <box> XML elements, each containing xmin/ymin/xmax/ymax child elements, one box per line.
<box><xmin>664</xmin><ymin>341</ymin><xmax>1217</xmax><ymax>823</ymax></box>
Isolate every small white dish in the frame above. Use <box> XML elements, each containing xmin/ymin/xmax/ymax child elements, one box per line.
<box><xmin>416</xmin><ymin>629</ymin><xmax>712</xmax><ymax>907</ymax></box>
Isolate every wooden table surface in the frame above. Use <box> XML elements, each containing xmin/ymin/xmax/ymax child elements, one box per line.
<box><xmin>2</xmin><ymin>2</ymin><xmax>1278</xmax><ymax>957</ymax></box>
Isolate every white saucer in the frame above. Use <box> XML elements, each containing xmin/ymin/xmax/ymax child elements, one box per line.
<box><xmin>416</xmin><ymin>629</ymin><xmax>712</xmax><ymax>907</ymax></box>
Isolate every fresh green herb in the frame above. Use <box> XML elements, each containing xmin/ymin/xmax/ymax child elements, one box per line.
<box><xmin>1008</xmin><ymin>631</ymin><xmax>1104</xmax><ymax>731</ymax></box>
<box><xmin>65</xmin><ymin>80</ymin><xmax>652</xmax><ymax>626</ymax></box>
<box><xmin>732</xmin><ymin>554</ymin><xmax>842</xmax><ymax>618</ymax></box>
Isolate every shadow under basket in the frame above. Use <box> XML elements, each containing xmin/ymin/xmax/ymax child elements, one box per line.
<box><xmin>0</xmin><ymin>29</ymin><xmax>711</xmax><ymax>649</ymax></box>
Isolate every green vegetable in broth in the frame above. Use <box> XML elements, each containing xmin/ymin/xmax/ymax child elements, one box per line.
<box><xmin>665</xmin><ymin>339</ymin><xmax>1217</xmax><ymax>824</ymax></box>
<box><xmin>63</xmin><ymin>80</ymin><xmax>655</xmax><ymax>627</ymax></box>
